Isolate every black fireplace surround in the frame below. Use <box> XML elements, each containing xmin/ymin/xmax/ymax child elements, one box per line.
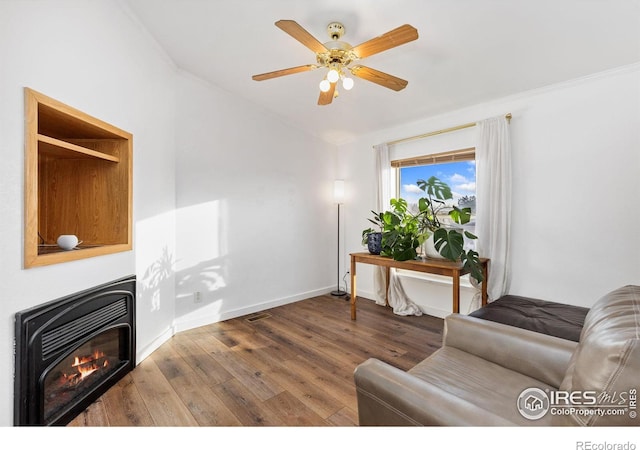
<box><xmin>14</xmin><ymin>275</ymin><xmax>136</xmax><ymax>426</ymax></box>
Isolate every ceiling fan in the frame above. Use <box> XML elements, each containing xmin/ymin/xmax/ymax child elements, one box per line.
<box><xmin>252</xmin><ymin>20</ymin><xmax>419</xmax><ymax>105</ymax></box>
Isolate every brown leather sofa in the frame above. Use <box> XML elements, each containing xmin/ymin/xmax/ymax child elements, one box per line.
<box><xmin>354</xmin><ymin>285</ymin><xmax>640</xmax><ymax>426</ymax></box>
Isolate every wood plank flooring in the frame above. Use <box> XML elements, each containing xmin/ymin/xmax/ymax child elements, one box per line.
<box><xmin>68</xmin><ymin>294</ymin><xmax>444</xmax><ymax>427</ymax></box>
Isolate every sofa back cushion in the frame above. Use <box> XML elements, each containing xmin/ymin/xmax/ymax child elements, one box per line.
<box><xmin>554</xmin><ymin>285</ymin><xmax>640</xmax><ymax>426</ymax></box>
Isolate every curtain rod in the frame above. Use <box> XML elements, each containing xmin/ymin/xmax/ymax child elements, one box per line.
<box><xmin>385</xmin><ymin>113</ymin><xmax>512</xmax><ymax>147</ymax></box>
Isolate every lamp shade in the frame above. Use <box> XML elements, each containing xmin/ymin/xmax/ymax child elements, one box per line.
<box><xmin>333</xmin><ymin>180</ymin><xmax>345</xmax><ymax>203</ymax></box>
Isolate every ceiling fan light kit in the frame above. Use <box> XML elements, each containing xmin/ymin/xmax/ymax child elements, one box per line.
<box><xmin>319</xmin><ymin>79</ymin><xmax>331</xmax><ymax>92</ymax></box>
<box><xmin>252</xmin><ymin>20</ymin><xmax>419</xmax><ymax>105</ymax></box>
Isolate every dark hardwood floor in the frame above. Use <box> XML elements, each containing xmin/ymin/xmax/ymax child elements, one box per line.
<box><xmin>68</xmin><ymin>294</ymin><xmax>444</xmax><ymax>426</ymax></box>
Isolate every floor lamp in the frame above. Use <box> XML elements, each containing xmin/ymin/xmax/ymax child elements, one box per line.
<box><xmin>331</xmin><ymin>180</ymin><xmax>347</xmax><ymax>297</ymax></box>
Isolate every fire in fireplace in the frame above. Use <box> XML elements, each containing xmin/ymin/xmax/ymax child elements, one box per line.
<box><xmin>14</xmin><ymin>276</ymin><xmax>136</xmax><ymax>426</ymax></box>
<box><xmin>43</xmin><ymin>328</ymin><xmax>122</xmax><ymax>423</ymax></box>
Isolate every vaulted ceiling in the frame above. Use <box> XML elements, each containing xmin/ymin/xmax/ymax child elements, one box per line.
<box><xmin>124</xmin><ymin>0</ymin><xmax>640</xmax><ymax>144</ymax></box>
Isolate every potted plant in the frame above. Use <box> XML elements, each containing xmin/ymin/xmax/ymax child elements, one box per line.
<box><xmin>414</xmin><ymin>176</ymin><xmax>483</xmax><ymax>282</ymax></box>
<box><xmin>360</xmin><ymin>176</ymin><xmax>484</xmax><ymax>282</ymax></box>
<box><xmin>362</xmin><ymin>198</ymin><xmax>422</xmax><ymax>261</ymax></box>
<box><xmin>361</xmin><ymin>211</ymin><xmax>384</xmax><ymax>255</ymax></box>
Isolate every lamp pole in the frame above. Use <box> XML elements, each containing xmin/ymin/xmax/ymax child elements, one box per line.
<box><xmin>331</xmin><ymin>181</ymin><xmax>347</xmax><ymax>297</ymax></box>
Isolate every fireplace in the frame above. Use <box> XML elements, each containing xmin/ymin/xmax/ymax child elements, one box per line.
<box><xmin>14</xmin><ymin>276</ymin><xmax>136</xmax><ymax>426</ymax></box>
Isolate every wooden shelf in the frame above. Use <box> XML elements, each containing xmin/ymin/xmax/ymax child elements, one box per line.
<box><xmin>24</xmin><ymin>88</ymin><xmax>133</xmax><ymax>268</ymax></box>
<box><xmin>38</xmin><ymin>134</ymin><xmax>120</xmax><ymax>162</ymax></box>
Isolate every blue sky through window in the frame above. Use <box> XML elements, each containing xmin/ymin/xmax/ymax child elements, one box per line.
<box><xmin>399</xmin><ymin>161</ymin><xmax>476</xmax><ymax>207</ymax></box>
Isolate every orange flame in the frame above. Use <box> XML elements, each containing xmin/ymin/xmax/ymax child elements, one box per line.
<box><xmin>68</xmin><ymin>350</ymin><xmax>107</xmax><ymax>381</ymax></box>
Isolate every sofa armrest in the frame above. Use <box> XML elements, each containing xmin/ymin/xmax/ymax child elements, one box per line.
<box><xmin>444</xmin><ymin>314</ymin><xmax>577</xmax><ymax>387</ymax></box>
<box><xmin>353</xmin><ymin>358</ymin><xmax>514</xmax><ymax>426</ymax></box>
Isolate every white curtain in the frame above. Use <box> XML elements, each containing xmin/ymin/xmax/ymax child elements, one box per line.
<box><xmin>475</xmin><ymin>116</ymin><xmax>512</xmax><ymax>303</ymax></box>
<box><xmin>372</xmin><ymin>143</ymin><xmax>422</xmax><ymax>316</ymax></box>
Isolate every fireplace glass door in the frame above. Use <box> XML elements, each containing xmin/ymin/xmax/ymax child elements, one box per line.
<box><xmin>42</xmin><ymin>327</ymin><xmax>126</xmax><ymax>423</ymax></box>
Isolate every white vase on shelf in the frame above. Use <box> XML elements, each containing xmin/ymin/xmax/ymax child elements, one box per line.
<box><xmin>57</xmin><ymin>235</ymin><xmax>79</xmax><ymax>251</ymax></box>
<box><xmin>422</xmin><ymin>233</ymin><xmax>445</xmax><ymax>260</ymax></box>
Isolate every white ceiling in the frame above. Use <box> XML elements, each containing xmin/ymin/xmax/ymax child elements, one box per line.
<box><xmin>123</xmin><ymin>0</ymin><xmax>640</xmax><ymax>145</ymax></box>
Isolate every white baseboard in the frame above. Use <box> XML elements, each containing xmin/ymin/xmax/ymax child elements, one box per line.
<box><xmin>171</xmin><ymin>285</ymin><xmax>335</xmax><ymax>333</ymax></box>
<box><xmin>136</xmin><ymin>326</ymin><xmax>175</xmax><ymax>364</ymax></box>
<box><xmin>355</xmin><ymin>289</ymin><xmax>378</xmax><ymax>303</ymax></box>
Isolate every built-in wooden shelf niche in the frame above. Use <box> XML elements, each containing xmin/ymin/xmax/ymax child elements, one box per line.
<box><xmin>24</xmin><ymin>88</ymin><xmax>133</xmax><ymax>268</ymax></box>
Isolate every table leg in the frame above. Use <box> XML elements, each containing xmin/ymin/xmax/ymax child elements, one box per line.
<box><xmin>482</xmin><ymin>261</ymin><xmax>488</xmax><ymax>306</ymax></box>
<box><xmin>350</xmin><ymin>255</ymin><xmax>357</xmax><ymax>320</ymax></box>
<box><xmin>452</xmin><ymin>271</ymin><xmax>460</xmax><ymax>313</ymax></box>
<box><xmin>384</xmin><ymin>266</ymin><xmax>391</xmax><ymax>307</ymax></box>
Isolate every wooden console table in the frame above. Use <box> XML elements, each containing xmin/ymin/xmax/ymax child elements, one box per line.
<box><xmin>349</xmin><ymin>252</ymin><xmax>489</xmax><ymax>320</ymax></box>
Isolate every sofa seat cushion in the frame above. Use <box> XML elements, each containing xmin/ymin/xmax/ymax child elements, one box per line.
<box><xmin>469</xmin><ymin>294</ymin><xmax>589</xmax><ymax>341</ymax></box>
<box><xmin>555</xmin><ymin>285</ymin><xmax>640</xmax><ymax>426</ymax></box>
<box><xmin>408</xmin><ymin>346</ymin><xmax>554</xmax><ymax>425</ymax></box>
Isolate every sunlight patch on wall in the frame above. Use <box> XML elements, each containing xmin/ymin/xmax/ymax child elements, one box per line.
<box><xmin>175</xmin><ymin>200</ymin><xmax>228</xmax><ymax>271</ymax></box>
<box><xmin>174</xmin><ymin>200</ymin><xmax>229</xmax><ymax>324</ymax></box>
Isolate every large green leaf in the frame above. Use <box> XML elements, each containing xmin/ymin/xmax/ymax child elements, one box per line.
<box><xmin>382</xmin><ymin>211</ymin><xmax>400</xmax><ymax>226</ymax></box>
<box><xmin>461</xmin><ymin>250</ymin><xmax>484</xmax><ymax>282</ymax></box>
<box><xmin>433</xmin><ymin>228</ymin><xmax>464</xmax><ymax>261</ymax></box>
<box><xmin>390</xmin><ymin>197</ymin><xmax>408</xmax><ymax>213</ymax></box>
<box><xmin>464</xmin><ymin>230</ymin><xmax>478</xmax><ymax>240</ymax></box>
<box><xmin>417</xmin><ymin>197</ymin><xmax>430</xmax><ymax>213</ymax></box>
<box><xmin>417</xmin><ymin>176</ymin><xmax>453</xmax><ymax>201</ymax></box>
<box><xmin>393</xmin><ymin>247</ymin><xmax>418</xmax><ymax>261</ymax></box>
<box><xmin>449</xmin><ymin>206</ymin><xmax>472</xmax><ymax>225</ymax></box>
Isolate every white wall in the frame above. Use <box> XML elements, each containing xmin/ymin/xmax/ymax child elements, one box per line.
<box><xmin>339</xmin><ymin>64</ymin><xmax>640</xmax><ymax>314</ymax></box>
<box><xmin>0</xmin><ymin>1</ymin><xmax>177</xmax><ymax>426</ymax></box>
<box><xmin>172</xmin><ymin>72</ymin><xmax>337</xmax><ymax>331</ymax></box>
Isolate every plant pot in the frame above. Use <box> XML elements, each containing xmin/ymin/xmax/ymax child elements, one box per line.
<box><xmin>366</xmin><ymin>232</ymin><xmax>382</xmax><ymax>255</ymax></box>
<box><xmin>422</xmin><ymin>233</ymin><xmax>445</xmax><ymax>259</ymax></box>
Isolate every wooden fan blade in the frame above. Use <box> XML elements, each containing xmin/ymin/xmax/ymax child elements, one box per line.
<box><xmin>351</xmin><ymin>24</ymin><xmax>418</xmax><ymax>59</ymax></box>
<box><xmin>350</xmin><ymin>66</ymin><xmax>409</xmax><ymax>91</ymax></box>
<box><xmin>318</xmin><ymin>82</ymin><xmax>337</xmax><ymax>105</ymax></box>
<box><xmin>252</xmin><ymin>64</ymin><xmax>317</xmax><ymax>81</ymax></box>
<box><xmin>275</xmin><ymin>20</ymin><xmax>328</xmax><ymax>54</ymax></box>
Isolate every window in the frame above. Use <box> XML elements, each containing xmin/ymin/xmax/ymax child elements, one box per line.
<box><xmin>393</xmin><ymin>147</ymin><xmax>476</xmax><ymax>236</ymax></box>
